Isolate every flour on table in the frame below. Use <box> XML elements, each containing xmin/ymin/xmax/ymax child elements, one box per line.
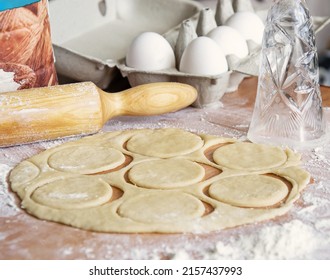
<box><xmin>315</xmin><ymin>218</ymin><xmax>330</xmax><ymax>231</ymax></box>
<box><xmin>171</xmin><ymin>220</ymin><xmax>325</xmax><ymax>260</ymax></box>
<box><xmin>171</xmin><ymin>249</ymin><xmax>191</xmax><ymax>260</ymax></box>
<box><xmin>0</xmin><ymin>164</ymin><xmax>20</xmax><ymax>216</ymax></box>
<box><xmin>0</xmin><ymin>69</ymin><xmax>20</xmax><ymax>92</ymax></box>
<box><xmin>214</xmin><ymin>220</ymin><xmax>319</xmax><ymax>259</ymax></box>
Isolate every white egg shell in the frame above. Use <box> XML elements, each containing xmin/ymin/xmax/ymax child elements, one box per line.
<box><xmin>207</xmin><ymin>26</ymin><xmax>249</xmax><ymax>59</ymax></box>
<box><xmin>225</xmin><ymin>12</ymin><xmax>265</xmax><ymax>45</ymax></box>
<box><xmin>179</xmin><ymin>36</ymin><xmax>228</xmax><ymax>76</ymax></box>
<box><xmin>126</xmin><ymin>32</ymin><xmax>175</xmax><ymax>71</ymax></box>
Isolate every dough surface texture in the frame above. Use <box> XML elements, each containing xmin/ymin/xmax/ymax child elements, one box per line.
<box><xmin>212</xmin><ymin>142</ymin><xmax>287</xmax><ymax>171</ymax></box>
<box><xmin>48</xmin><ymin>145</ymin><xmax>125</xmax><ymax>174</ymax></box>
<box><xmin>10</xmin><ymin>128</ymin><xmax>310</xmax><ymax>233</ymax></box>
<box><xmin>128</xmin><ymin>158</ymin><xmax>205</xmax><ymax>189</ymax></box>
<box><xmin>208</xmin><ymin>175</ymin><xmax>289</xmax><ymax>208</ymax></box>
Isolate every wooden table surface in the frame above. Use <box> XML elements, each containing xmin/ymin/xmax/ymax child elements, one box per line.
<box><xmin>323</xmin><ymin>85</ymin><xmax>330</xmax><ymax>106</ymax></box>
<box><xmin>224</xmin><ymin>77</ymin><xmax>330</xmax><ymax>107</ymax></box>
<box><xmin>1</xmin><ymin>77</ymin><xmax>330</xmax><ymax>260</ymax></box>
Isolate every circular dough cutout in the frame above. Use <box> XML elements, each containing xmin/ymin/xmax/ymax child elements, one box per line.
<box><xmin>213</xmin><ymin>142</ymin><xmax>287</xmax><ymax>171</ymax></box>
<box><xmin>209</xmin><ymin>174</ymin><xmax>289</xmax><ymax>208</ymax></box>
<box><xmin>31</xmin><ymin>177</ymin><xmax>113</xmax><ymax>209</ymax></box>
<box><xmin>118</xmin><ymin>192</ymin><xmax>205</xmax><ymax>223</ymax></box>
<box><xmin>128</xmin><ymin>159</ymin><xmax>205</xmax><ymax>189</ymax></box>
<box><xmin>48</xmin><ymin>145</ymin><xmax>125</xmax><ymax>174</ymax></box>
<box><xmin>126</xmin><ymin>128</ymin><xmax>204</xmax><ymax>158</ymax></box>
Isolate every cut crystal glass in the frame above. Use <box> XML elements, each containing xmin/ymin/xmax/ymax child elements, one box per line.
<box><xmin>247</xmin><ymin>0</ymin><xmax>328</xmax><ymax>149</ymax></box>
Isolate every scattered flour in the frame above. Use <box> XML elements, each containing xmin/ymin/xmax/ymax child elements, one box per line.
<box><xmin>60</xmin><ymin>246</ymin><xmax>73</xmax><ymax>256</ymax></box>
<box><xmin>213</xmin><ymin>220</ymin><xmax>320</xmax><ymax>260</ymax></box>
<box><xmin>48</xmin><ymin>192</ymin><xmax>90</xmax><ymax>199</ymax></box>
<box><xmin>0</xmin><ymin>164</ymin><xmax>20</xmax><ymax>217</ymax></box>
<box><xmin>170</xmin><ymin>220</ymin><xmax>324</xmax><ymax>260</ymax></box>
<box><xmin>314</xmin><ymin>218</ymin><xmax>330</xmax><ymax>231</ymax></box>
<box><xmin>171</xmin><ymin>249</ymin><xmax>191</xmax><ymax>260</ymax></box>
<box><xmin>0</xmin><ymin>69</ymin><xmax>20</xmax><ymax>92</ymax></box>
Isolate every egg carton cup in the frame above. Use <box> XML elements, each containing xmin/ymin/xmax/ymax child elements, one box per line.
<box><xmin>118</xmin><ymin>49</ymin><xmax>252</xmax><ymax>108</ymax></box>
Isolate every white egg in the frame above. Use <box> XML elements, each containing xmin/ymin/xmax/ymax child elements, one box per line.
<box><xmin>126</xmin><ymin>32</ymin><xmax>175</xmax><ymax>71</ymax></box>
<box><xmin>179</xmin><ymin>37</ymin><xmax>228</xmax><ymax>76</ymax></box>
<box><xmin>207</xmin><ymin>26</ymin><xmax>249</xmax><ymax>59</ymax></box>
<box><xmin>225</xmin><ymin>12</ymin><xmax>265</xmax><ymax>45</ymax></box>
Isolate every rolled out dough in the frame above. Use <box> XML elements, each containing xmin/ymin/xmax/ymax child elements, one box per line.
<box><xmin>10</xmin><ymin>128</ymin><xmax>310</xmax><ymax>233</ymax></box>
<box><xmin>128</xmin><ymin>158</ymin><xmax>205</xmax><ymax>189</ymax></box>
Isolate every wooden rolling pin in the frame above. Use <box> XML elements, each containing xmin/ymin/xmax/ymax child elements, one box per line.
<box><xmin>0</xmin><ymin>82</ymin><xmax>197</xmax><ymax>147</ymax></box>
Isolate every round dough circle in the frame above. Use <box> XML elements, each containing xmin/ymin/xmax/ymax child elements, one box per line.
<box><xmin>31</xmin><ymin>177</ymin><xmax>113</xmax><ymax>209</ymax></box>
<box><xmin>209</xmin><ymin>175</ymin><xmax>289</xmax><ymax>208</ymax></box>
<box><xmin>118</xmin><ymin>192</ymin><xmax>205</xmax><ymax>223</ymax></box>
<box><xmin>128</xmin><ymin>159</ymin><xmax>205</xmax><ymax>189</ymax></box>
<box><xmin>213</xmin><ymin>142</ymin><xmax>287</xmax><ymax>171</ymax></box>
<box><xmin>48</xmin><ymin>145</ymin><xmax>125</xmax><ymax>174</ymax></box>
<box><xmin>126</xmin><ymin>128</ymin><xmax>204</xmax><ymax>158</ymax></box>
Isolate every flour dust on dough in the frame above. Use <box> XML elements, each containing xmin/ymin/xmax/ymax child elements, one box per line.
<box><xmin>208</xmin><ymin>174</ymin><xmax>289</xmax><ymax>208</ymax></box>
<box><xmin>126</xmin><ymin>128</ymin><xmax>204</xmax><ymax>158</ymax></box>
<box><xmin>31</xmin><ymin>176</ymin><xmax>113</xmax><ymax>210</ymax></box>
<box><xmin>212</xmin><ymin>142</ymin><xmax>288</xmax><ymax>171</ymax></box>
<box><xmin>10</xmin><ymin>128</ymin><xmax>310</xmax><ymax>233</ymax></box>
<box><xmin>128</xmin><ymin>158</ymin><xmax>205</xmax><ymax>189</ymax></box>
<box><xmin>118</xmin><ymin>191</ymin><xmax>205</xmax><ymax>223</ymax></box>
<box><xmin>48</xmin><ymin>145</ymin><xmax>125</xmax><ymax>174</ymax></box>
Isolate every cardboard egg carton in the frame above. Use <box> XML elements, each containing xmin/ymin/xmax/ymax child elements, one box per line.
<box><xmin>118</xmin><ymin>0</ymin><xmax>261</xmax><ymax>108</ymax></box>
<box><xmin>49</xmin><ymin>0</ymin><xmax>203</xmax><ymax>88</ymax></box>
<box><xmin>119</xmin><ymin>0</ymin><xmax>330</xmax><ymax>108</ymax></box>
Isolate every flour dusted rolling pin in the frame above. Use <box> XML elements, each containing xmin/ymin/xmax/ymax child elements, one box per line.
<box><xmin>0</xmin><ymin>82</ymin><xmax>197</xmax><ymax>146</ymax></box>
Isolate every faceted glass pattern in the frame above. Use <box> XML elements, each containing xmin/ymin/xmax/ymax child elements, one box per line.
<box><xmin>248</xmin><ymin>0</ymin><xmax>327</xmax><ymax>148</ymax></box>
